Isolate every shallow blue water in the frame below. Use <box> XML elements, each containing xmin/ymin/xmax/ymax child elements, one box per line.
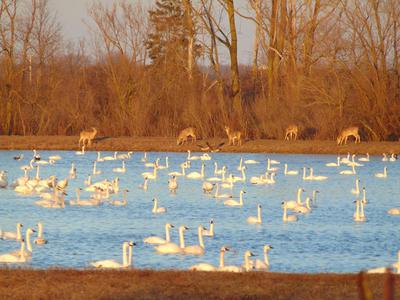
<box><xmin>0</xmin><ymin>150</ymin><xmax>399</xmax><ymax>272</ymax></box>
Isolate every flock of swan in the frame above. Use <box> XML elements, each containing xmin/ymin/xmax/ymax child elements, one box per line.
<box><xmin>0</xmin><ymin>148</ymin><xmax>399</xmax><ymax>273</ymax></box>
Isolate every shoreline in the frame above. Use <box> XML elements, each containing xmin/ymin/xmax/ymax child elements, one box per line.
<box><xmin>0</xmin><ymin>135</ymin><xmax>400</xmax><ymax>154</ymax></box>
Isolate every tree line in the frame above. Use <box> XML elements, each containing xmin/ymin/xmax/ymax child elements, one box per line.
<box><xmin>0</xmin><ymin>0</ymin><xmax>399</xmax><ymax>141</ymax></box>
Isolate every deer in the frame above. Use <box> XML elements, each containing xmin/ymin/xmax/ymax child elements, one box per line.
<box><xmin>79</xmin><ymin>127</ymin><xmax>97</xmax><ymax>148</ymax></box>
<box><xmin>284</xmin><ymin>125</ymin><xmax>298</xmax><ymax>141</ymax></box>
<box><xmin>177</xmin><ymin>127</ymin><xmax>197</xmax><ymax>145</ymax></box>
<box><xmin>224</xmin><ymin>126</ymin><xmax>242</xmax><ymax>146</ymax></box>
<box><xmin>337</xmin><ymin>126</ymin><xmax>361</xmax><ymax>145</ymax></box>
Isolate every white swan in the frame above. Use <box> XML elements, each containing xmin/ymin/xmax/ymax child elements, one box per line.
<box><xmin>353</xmin><ymin>200</ymin><xmax>366</xmax><ymax>222</ymax></box>
<box><xmin>186</xmin><ymin>163</ymin><xmax>205</xmax><ymax>179</ymax></box>
<box><xmin>200</xmin><ymin>153</ymin><xmax>212</xmax><ymax>161</ymax></box>
<box><xmin>202</xmin><ymin>181</ymin><xmax>215</xmax><ymax>193</ymax></box>
<box><xmin>34</xmin><ymin>222</ymin><xmax>48</xmax><ymax>245</ymax></box>
<box><xmin>75</xmin><ymin>145</ymin><xmax>85</xmax><ymax>155</ymax></box>
<box><xmin>326</xmin><ymin>157</ymin><xmax>340</xmax><ymax>167</ymax></box>
<box><xmin>375</xmin><ymin>167</ymin><xmax>387</xmax><ymax>178</ymax></box>
<box><xmin>138</xmin><ymin>177</ymin><xmax>148</xmax><ymax>191</ymax></box>
<box><xmin>168</xmin><ymin>165</ymin><xmax>186</xmax><ymax>177</ymax></box>
<box><xmin>368</xmin><ymin>250</ymin><xmax>400</xmax><ymax>274</ymax></box>
<box><xmin>152</xmin><ymin>198</ymin><xmax>166</xmax><ymax>214</ymax></box>
<box><xmin>157</xmin><ymin>157</ymin><xmax>169</xmax><ymax>169</ymax></box>
<box><xmin>232</xmin><ymin>167</ymin><xmax>246</xmax><ymax>182</ymax></box>
<box><xmin>155</xmin><ymin>225</ymin><xmax>187</xmax><ymax>254</ymax></box>
<box><xmin>144</xmin><ymin>158</ymin><xmax>159</xmax><ymax>168</ymax></box>
<box><xmin>69</xmin><ymin>163</ymin><xmax>76</xmax><ymax>179</ymax></box>
<box><xmin>302</xmin><ymin>167</ymin><xmax>312</xmax><ymax>180</ymax></box>
<box><xmin>237</xmin><ymin>157</ymin><xmax>244</xmax><ymax>171</ymax></box>
<box><xmin>340</xmin><ymin>153</ymin><xmax>351</xmax><ymax>164</ymax></box>
<box><xmin>351</xmin><ymin>179</ymin><xmax>360</xmax><ymax>195</ymax></box>
<box><xmin>214</xmin><ymin>162</ymin><xmax>225</xmax><ymax>175</ymax></box>
<box><xmin>142</xmin><ymin>167</ymin><xmax>157</xmax><ymax>180</ymax></box>
<box><xmin>267</xmin><ymin>158</ymin><xmax>278</xmax><ymax>172</ymax></box>
<box><xmin>144</xmin><ymin>223</ymin><xmax>174</xmax><ymax>244</ymax></box>
<box><xmin>14</xmin><ymin>228</ymin><xmax>35</xmax><ymax>258</ymax></box>
<box><xmin>224</xmin><ymin>190</ymin><xmax>245</xmax><ymax>207</ymax></box>
<box><xmin>213</xmin><ymin>183</ymin><xmax>232</xmax><ymax>199</ymax></box>
<box><xmin>1</xmin><ymin>223</ymin><xmax>23</xmax><ymax>240</ymax></box>
<box><xmin>111</xmin><ymin>189</ymin><xmax>128</xmax><ymax>206</ymax></box>
<box><xmin>103</xmin><ymin>151</ymin><xmax>117</xmax><ymax>161</ymax></box>
<box><xmin>244</xmin><ymin>158</ymin><xmax>259</xmax><ymax>164</ymax></box>
<box><xmin>168</xmin><ymin>176</ymin><xmax>178</xmax><ymax>192</ymax></box>
<box><xmin>282</xmin><ymin>202</ymin><xmax>298</xmax><ymax>222</ymax></box>
<box><xmin>141</xmin><ymin>152</ymin><xmax>148</xmax><ymax>162</ymax></box>
<box><xmin>296</xmin><ymin>197</ymin><xmax>312</xmax><ymax>214</ymax></box>
<box><xmin>20</xmin><ymin>159</ymin><xmax>35</xmax><ymax>171</ymax></box>
<box><xmin>183</xmin><ymin>225</ymin><xmax>206</xmax><ymax>255</ymax></box>
<box><xmin>382</xmin><ymin>153</ymin><xmax>388</xmax><ymax>161</ymax></box>
<box><xmin>220</xmin><ymin>250</ymin><xmax>254</xmax><ymax>272</ymax></box>
<box><xmin>92</xmin><ymin>161</ymin><xmax>102</xmax><ymax>175</ymax></box>
<box><xmin>247</xmin><ymin>204</ymin><xmax>262</xmax><ymax>224</ymax></box>
<box><xmin>96</xmin><ymin>152</ymin><xmax>104</xmax><ymax>162</ymax></box>
<box><xmin>0</xmin><ymin>239</ymin><xmax>27</xmax><ymax>264</ymax></box>
<box><xmin>187</xmin><ymin>150</ymin><xmax>201</xmax><ymax>161</ymax></box>
<box><xmin>346</xmin><ymin>154</ymin><xmax>363</xmax><ymax>167</ymax></box>
<box><xmin>308</xmin><ymin>168</ymin><xmax>328</xmax><ymax>181</ymax></box>
<box><xmin>91</xmin><ymin>241</ymin><xmax>135</xmax><ymax>269</ymax></box>
<box><xmin>284</xmin><ymin>164</ymin><xmax>298</xmax><ymax>175</ymax></box>
<box><xmin>202</xmin><ymin>220</ymin><xmax>215</xmax><ymax>237</ymax></box>
<box><xmin>117</xmin><ymin>151</ymin><xmax>133</xmax><ymax>159</ymax></box>
<box><xmin>389</xmin><ymin>153</ymin><xmax>397</xmax><ymax>162</ymax></box>
<box><xmin>249</xmin><ymin>245</ymin><xmax>272</xmax><ymax>271</ymax></box>
<box><xmin>113</xmin><ymin>160</ymin><xmax>126</xmax><ymax>173</ymax></box>
<box><xmin>339</xmin><ymin>165</ymin><xmax>356</xmax><ymax>175</ymax></box>
<box><xmin>189</xmin><ymin>246</ymin><xmax>228</xmax><ymax>272</ymax></box>
<box><xmin>358</xmin><ymin>153</ymin><xmax>370</xmax><ymax>162</ymax></box>
<box><xmin>285</xmin><ymin>188</ymin><xmax>305</xmax><ymax>209</ymax></box>
<box><xmin>387</xmin><ymin>208</ymin><xmax>400</xmax><ymax>215</ymax></box>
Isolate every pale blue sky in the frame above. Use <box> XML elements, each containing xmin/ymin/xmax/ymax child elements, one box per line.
<box><xmin>50</xmin><ymin>0</ymin><xmax>255</xmax><ymax>64</ymax></box>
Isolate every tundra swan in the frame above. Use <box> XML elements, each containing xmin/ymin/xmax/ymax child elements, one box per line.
<box><xmin>145</xmin><ymin>158</ymin><xmax>160</xmax><ymax>168</ymax></box>
<box><xmin>339</xmin><ymin>165</ymin><xmax>356</xmax><ymax>175</ymax></box>
<box><xmin>152</xmin><ymin>198</ymin><xmax>166</xmax><ymax>214</ymax></box>
<box><xmin>347</xmin><ymin>154</ymin><xmax>363</xmax><ymax>167</ymax></box>
<box><xmin>92</xmin><ymin>161</ymin><xmax>102</xmax><ymax>175</ymax></box>
<box><xmin>282</xmin><ymin>202</ymin><xmax>298</xmax><ymax>222</ymax></box>
<box><xmin>157</xmin><ymin>157</ymin><xmax>169</xmax><ymax>169</ymax></box>
<box><xmin>155</xmin><ymin>225</ymin><xmax>187</xmax><ymax>254</ymax></box>
<box><xmin>168</xmin><ymin>165</ymin><xmax>185</xmax><ymax>177</ymax></box>
<box><xmin>361</xmin><ymin>187</ymin><xmax>367</xmax><ymax>204</ymax></box>
<box><xmin>202</xmin><ymin>220</ymin><xmax>214</xmax><ymax>237</ymax></box>
<box><xmin>284</xmin><ymin>164</ymin><xmax>298</xmax><ymax>175</ymax></box>
<box><xmin>351</xmin><ymin>179</ymin><xmax>360</xmax><ymax>195</ymax></box>
<box><xmin>0</xmin><ymin>171</ymin><xmax>8</xmax><ymax>188</ymax></box>
<box><xmin>113</xmin><ymin>160</ymin><xmax>126</xmax><ymax>173</ymax></box>
<box><xmin>202</xmin><ymin>181</ymin><xmax>215</xmax><ymax>193</ymax></box>
<box><xmin>141</xmin><ymin>152</ymin><xmax>148</xmax><ymax>162</ymax></box>
<box><xmin>340</xmin><ymin>153</ymin><xmax>351</xmax><ymax>164</ymax></box>
<box><xmin>232</xmin><ymin>167</ymin><xmax>246</xmax><ymax>182</ymax></box>
<box><xmin>168</xmin><ymin>176</ymin><xmax>178</xmax><ymax>192</ymax></box>
<box><xmin>388</xmin><ymin>208</ymin><xmax>400</xmax><ymax>215</ymax></box>
<box><xmin>187</xmin><ymin>150</ymin><xmax>201</xmax><ymax>161</ymax></box>
<box><xmin>220</xmin><ymin>250</ymin><xmax>254</xmax><ymax>272</ymax></box>
<box><xmin>250</xmin><ymin>174</ymin><xmax>266</xmax><ymax>185</ymax></box>
<box><xmin>34</xmin><ymin>222</ymin><xmax>48</xmax><ymax>245</ymax></box>
<box><xmin>1</xmin><ymin>223</ymin><xmax>23</xmax><ymax>240</ymax></box>
<box><xmin>91</xmin><ymin>241</ymin><xmax>135</xmax><ymax>269</ymax></box>
<box><xmin>111</xmin><ymin>189</ymin><xmax>128</xmax><ymax>206</ymax></box>
<box><xmin>308</xmin><ymin>168</ymin><xmax>328</xmax><ymax>181</ymax></box>
<box><xmin>117</xmin><ymin>151</ymin><xmax>133</xmax><ymax>159</ymax></box>
<box><xmin>142</xmin><ymin>167</ymin><xmax>157</xmax><ymax>180</ymax></box>
<box><xmin>214</xmin><ymin>162</ymin><xmax>225</xmax><ymax>175</ymax></box>
<box><xmin>200</xmin><ymin>153</ymin><xmax>211</xmax><ymax>161</ymax></box>
<box><xmin>375</xmin><ymin>167</ymin><xmax>387</xmax><ymax>178</ymax></box>
<box><xmin>311</xmin><ymin>190</ymin><xmax>320</xmax><ymax>207</ymax></box>
<box><xmin>103</xmin><ymin>152</ymin><xmax>117</xmax><ymax>161</ymax></box>
<box><xmin>326</xmin><ymin>157</ymin><xmax>340</xmax><ymax>167</ymax></box>
<box><xmin>249</xmin><ymin>245</ymin><xmax>272</xmax><ymax>271</ymax></box>
<box><xmin>20</xmin><ymin>159</ymin><xmax>35</xmax><ymax>171</ymax></box>
<box><xmin>144</xmin><ymin>223</ymin><xmax>174</xmax><ymax>244</ymax></box>
<box><xmin>296</xmin><ymin>197</ymin><xmax>312</xmax><ymax>214</ymax></box>
<box><xmin>244</xmin><ymin>158</ymin><xmax>259</xmax><ymax>164</ymax></box>
<box><xmin>264</xmin><ymin>172</ymin><xmax>276</xmax><ymax>184</ymax></box>
<box><xmin>0</xmin><ymin>239</ymin><xmax>27</xmax><ymax>264</ymax></box>
<box><xmin>189</xmin><ymin>246</ymin><xmax>228</xmax><ymax>272</ymax></box>
<box><xmin>368</xmin><ymin>251</ymin><xmax>400</xmax><ymax>274</ymax></box>
<box><xmin>247</xmin><ymin>204</ymin><xmax>262</xmax><ymax>224</ymax></box>
<box><xmin>237</xmin><ymin>157</ymin><xmax>244</xmax><ymax>171</ymax></box>
<box><xmin>353</xmin><ymin>200</ymin><xmax>366</xmax><ymax>222</ymax></box>
<box><xmin>389</xmin><ymin>153</ymin><xmax>397</xmax><ymax>162</ymax></box>
<box><xmin>183</xmin><ymin>225</ymin><xmax>206</xmax><ymax>255</ymax></box>
<box><xmin>69</xmin><ymin>163</ymin><xmax>76</xmax><ymax>179</ymax></box>
<box><xmin>302</xmin><ymin>167</ymin><xmax>312</xmax><ymax>180</ymax></box>
<box><xmin>214</xmin><ymin>184</ymin><xmax>232</xmax><ymax>199</ymax></box>
<box><xmin>14</xmin><ymin>228</ymin><xmax>35</xmax><ymax>258</ymax></box>
<box><xmin>75</xmin><ymin>145</ymin><xmax>85</xmax><ymax>155</ymax></box>
<box><xmin>223</xmin><ymin>190</ymin><xmax>245</xmax><ymax>207</ymax></box>
<box><xmin>382</xmin><ymin>153</ymin><xmax>388</xmax><ymax>161</ymax></box>
<box><xmin>358</xmin><ymin>153</ymin><xmax>370</xmax><ymax>162</ymax></box>
<box><xmin>84</xmin><ymin>174</ymin><xmax>92</xmax><ymax>186</ymax></box>
<box><xmin>138</xmin><ymin>177</ymin><xmax>148</xmax><ymax>191</ymax></box>
<box><xmin>285</xmin><ymin>188</ymin><xmax>305</xmax><ymax>209</ymax></box>
<box><xmin>267</xmin><ymin>159</ymin><xmax>278</xmax><ymax>172</ymax></box>
<box><xmin>186</xmin><ymin>163</ymin><xmax>205</xmax><ymax>179</ymax></box>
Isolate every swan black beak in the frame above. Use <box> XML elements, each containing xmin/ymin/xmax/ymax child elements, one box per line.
<box><xmin>170</xmin><ymin>224</ymin><xmax>175</xmax><ymax>228</ymax></box>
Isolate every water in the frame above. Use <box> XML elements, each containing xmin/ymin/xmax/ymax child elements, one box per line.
<box><xmin>0</xmin><ymin>150</ymin><xmax>399</xmax><ymax>272</ymax></box>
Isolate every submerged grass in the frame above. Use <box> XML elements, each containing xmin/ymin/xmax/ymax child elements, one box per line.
<box><xmin>0</xmin><ymin>269</ymin><xmax>399</xmax><ymax>300</ymax></box>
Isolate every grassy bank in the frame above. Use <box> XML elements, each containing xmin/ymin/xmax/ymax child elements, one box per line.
<box><xmin>0</xmin><ymin>135</ymin><xmax>400</xmax><ymax>154</ymax></box>
<box><xmin>0</xmin><ymin>269</ymin><xmax>398</xmax><ymax>299</ymax></box>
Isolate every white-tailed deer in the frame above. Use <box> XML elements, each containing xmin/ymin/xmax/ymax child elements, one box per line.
<box><xmin>337</xmin><ymin>126</ymin><xmax>360</xmax><ymax>145</ymax></box>
<box><xmin>177</xmin><ymin>127</ymin><xmax>196</xmax><ymax>145</ymax></box>
<box><xmin>225</xmin><ymin>126</ymin><xmax>242</xmax><ymax>146</ymax></box>
<box><xmin>284</xmin><ymin>125</ymin><xmax>298</xmax><ymax>141</ymax></box>
<box><xmin>79</xmin><ymin>127</ymin><xmax>97</xmax><ymax>148</ymax></box>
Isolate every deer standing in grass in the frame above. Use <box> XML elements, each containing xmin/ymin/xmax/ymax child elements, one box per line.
<box><xmin>284</xmin><ymin>125</ymin><xmax>298</xmax><ymax>141</ymax></box>
<box><xmin>177</xmin><ymin>127</ymin><xmax>196</xmax><ymax>145</ymax></box>
<box><xmin>337</xmin><ymin>126</ymin><xmax>360</xmax><ymax>145</ymax></box>
<box><xmin>225</xmin><ymin>126</ymin><xmax>242</xmax><ymax>146</ymax></box>
<box><xmin>79</xmin><ymin>127</ymin><xmax>97</xmax><ymax>148</ymax></box>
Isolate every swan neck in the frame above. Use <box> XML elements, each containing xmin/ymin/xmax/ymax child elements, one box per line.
<box><xmin>122</xmin><ymin>243</ymin><xmax>128</xmax><ymax>266</ymax></box>
<box><xmin>198</xmin><ymin>227</ymin><xmax>204</xmax><ymax>248</ymax></box>
<box><xmin>153</xmin><ymin>200</ymin><xmax>158</xmax><ymax>211</ymax></box>
<box><xmin>219</xmin><ymin>251</ymin><xmax>225</xmax><ymax>268</ymax></box>
<box><xmin>165</xmin><ymin>225</ymin><xmax>171</xmax><ymax>242</ymax></box>
<box><xmin>297</xmin><ymin>189</ymin><xmax>302</xmax><ymax>204</ymax></box>
<box><xmin>38</xmin><ymin>223</ymin><xmax>43</xmax><ymax>238</ymax></box>
<box><xmin>258</xmin><ymin>206</ymin><xmax>262</xmax><ymax>221</ymax></box>
<box><xmin>128</xmin><ymin>244</ymin><xmax>133</xmax><ymax>266</ymax></box>
<box><xmin>264</xmin><ymin>250</ymin><xmax>270</xmax><ymax>265</ymax></box>
<box><xmin>210</xmin><ymin>223</ymin><xmax>214</xmax><ymax>235</ymax></box>
<box><xmin>26</xmin><ymin>230</ymin><xmax>33</xmax><ymax>252</ymax></box>
<box><xmin>284</xmin><ymin>164</ymin><xmax>287</xmax><ymax>174</ymax></box>
<box><xmin>179</xmin><ymin>228</ymin><xmax>185</xmax><ymax>248</ymax></box>
<box><xmin>17</xmin><ymin>225</ymin><xmax>22</xmax><ymax>240</ymax></box>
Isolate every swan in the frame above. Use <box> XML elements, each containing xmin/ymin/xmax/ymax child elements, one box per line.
<box><xmin>145</xmin><ymin>158</ymin><xmax>160</xmax><ymax>168</ymax></box>
<box><xmin>296</xmin><ymin>197</ymin><xmax>312</xmax><ymax>214</ymax></box>
<box><xmin>220</xmin><ymin>250</ymin><xmax>254</xmax><ymax>272</ymax></box>
<box><xmin>183</xmin><ymin>225</ymin><xmax>206</xmax><ymax>255</ymax></box>
<box><xmin>302</xmin><ymin>167</ymin><xmax>312</xmax><ymax>180</ymax></box>
<box><xmin>152</xmin><ymin>198</ymin><xmax>166</xmax><ymax>214</ymax></box>
<box><xmin>189</xmin><ymin>246</ymin><xmax>228</xmax><ymax>272</ymax></box>
<box><xmin>236</xmin><ymin>157</ymin><xmax>244</xmax><ymax>171</ymax></box>
<box><xmin>168</xmin><ymin>165</ymin><xmax>186</xmax><ymax>177</ymax></box>
<box><xmin>351</xmin><ymin>179</ymin><xmax>360</xmax><ymax>195</ymax></box>
<box><xmin>187</xmin><ymin>150</ymin><xmax>201</xmax><ymax>161</ymax></box>
<box><xmin>34</xmin><ymin>222</ymin><xmax>48</xmax><ymax>245</ymax></box>
<box><xmin>223</xmin><ymin>190</ymin><xmax>245</xmax><ymax>207</ymax></box>
<box><xmin>0</xmin><ymin>239</ymin><xmax>27</xmax><ymax>264</ymax></box>
<box><xmin>92</xmin><ymin>161</ymin><xmax>102</xmax><ymax>175</ymax></box>
<box><xmin>91</xmin><ymin>241</ymin><xmax>135</xmax><ymax>269</ymax></box>
<box><xmin>308</xmin><ymin>168</ymin><xmax>328</xmax><ymax>181</ymax></box>
<box><xmin>269</xmin><ymin>158</ymin><xmax>280</xmax><ymax>165</ymax></box>
<box><xmin>249</xmin><ymin>245</ymin><xmax>272</xmax><ymax>271</ymax></box>
<box><xmin>1</xmin><ymin>223</ymin><xmax>23</xmax><ymax>240</ymax></box>
<box><xmin>346</xmin><ymin>154</ymin><xmax>364</xmax><ymax>167</ymax></box>
<box><xmin>326</xmin><ymin>157</ymin><xmax>340</xmax><ymax>167</ymax></box>
<box><xmin>244</xmin><ymin>158</ymin><xmax>259</xmax><ymax>164</ymax></box>
<box><xmin>20</xmin><ymin>159</ymin><xmax>35</xmax><ymax>171</ymax></box>
<box><xmin>155</xmin><ymin>225</ymin><xmax>187</xmax><ymax>254</ymax></box>
<box><xmin>282</xmin><ymin>202</ymin><xmax>298</xmax><ymax>222</ymax></box>
<box><xmin>267</xmin><ymin>159</ymin><xmax>278</xmax><ymax>172</ymax></box>
<box><xmin>96</xmin><ymin>151</ymin><xmax>105</xmax><ymax>162</ymax></box>
<box><xmin>138</xmin><ymin>177</ymin><xmax>148</xmax><ymax>191</ymax></box>
<box><xmin>311</xmin><ymin>190</ymin><xmax>320</xmax><ymax>207</ymax></box>
<box><xmin>84</xmin><ymin>174</ymin><xmax>92</xmax><ymax>186</ymax></box>
<box><xmin>103</xmin><ymin>152</ymin><xmax>117</xmax><ymax>161</ymax></box>
<box><xmin>168</xmin><ymin>176</ymin><xmax>178</xmax><ymax>192</ymax></box>
<box><xmin>358</xmin><ymin>153</ymin><xmax>370</xmax><ymax>162</ymax></box>
<box><xmin>368</xmin><ymin>251</ymin><xmax>400</xmax><ymax>274</ymax></box>
<box><xmin>389</xmin><ymin>153</ymin><xmax>397</xmax><ymax>162</ymax></box>
<box><xmin>113</xmin><ymin>160</ymin><xmax>126</xmax><ymax>173</ymax></box>
<box><xmin>387</xmin><ymin>208</ymin><xmax>400</xmax><ymax>215</ymax></box>
<box><xmin>141</xmin><ymin>152</ymin><xmax>148</xmax><ymax>162</ymax></box>
<box><xmin>14</xmin><ymin>182</ymin><xmax>35</xmax><ymax>195</ymax></box>
<box><xmin>214</xmin><ymin>162</ymin><xmax>225</xmax><ymax>175</ymax></box>
<box><xmin>375</xmin><ymin>167</ymin><xmax>387</xmax><ymax>178</ymax></box>
<box><xmin>35</xmin><ymin>159</ymin><xmax>53</xmax><ymax>166</ymax></box>
<box><xmin>157</xmin><ymin>157</ymin><xmax>169</xmax><ymax>169</ymax></box>
<box><xmin>382</xmin><ymin>153</ymin><xmax>388</xmax><ymax>161</ymax></box>
<box><xmin>339</xmin><ymin>165</ymin><xmax>356</xmax><ymax>175</ymax></box>
<box><xmin>232</xmin><ymin>167</ymin><xmax>246</xmax><ymax>182</ymax></box>
<box><xmin>13</xmin><ymin>228</ymin><xmax>35</xmax><ymax>258</ymax></box>
<box><xmin>144</xmin><ymin>223</ymin><xmax>174</xmax><ymax>244</ymax></box>
<box><xmin>285</xmin><ymin>188</ymin><xmax>305</xmax><ymax>209</ymax></box>
<box><xmin>200</xmin><ymin>153</ymin><xmax>211</xmax><ymax>161</ymax></box>
<box><xmin>70</xmin><ymin>188</ymin><xmax>100</xmax><ymax>206</ymax></box>
<box><xmin>111</xmin><ymin>189</ymin><xmax>128</xmax><ymax>206</ymax></box>
<box><xmin>202</xmin><ymin>219</ymin><xmax>214</xmax><ymax>237</ymax></box>
<box><xmin>264</xmin><ymin>172</ymin><xmax>276</xmax><ymax>184</ymax></box>
<box><xmin>186</xmin><ymin>163</ymin><xmax>205</xmax><ymax>179</ymax></box>
<box><xmin>213</xmin><ymin>183</ymin><xmax>232</xmax><ymax>199</ymax></box>
<box><xmin>284</xmin><ymin>164</ymin><xmax>298</xmax><ymax>175</ymax></box>
<box><xmin>247</xmin><ymin>204</ymin><xmax>262</xmax><ymax>224</ymax></box>
<box><xmin>75</xmin><ymin>145</ymin><xmax>85</xmax><ymax>155</ymax></box>
<box><xmin>69</xmin><ymin>163</ymin><xmax>77</xmax><ymax>179</ymax></box>
<box><xmin>117</xmin><ymin>151</ymin><xmax>133</xmax><ymax>159</ymax></box>
<box><xmin>142</xmin><ymin>167</ymin><xmax>157</xmax><ymax>180</ymax></box>
<box><xmin>56</xmin><ymin>178</ymin><xmax>68</xmax><ymax>191</ymax></box>
<box><xmin>353</xmin><ymin>200</ymin><xmax>366</xmax><ymax>222</ymax></box>
<box><xmin>340</xmin><ymin>153</ymin><xmax>351</xmax><ymax>164</ymax></box>
<box><xmin>250</xmin><ymin>174</ymin><xmax>266</xmax><ymax>185</ymax></box>
<box><xmin>361</xmin><ymin>187</ymin><xmax>367</xmax><ymax>204</ymax></box>
<box><xmin>0</xmin><ymin>171</ymin><xmax>8</xmax><ymax>188</ymax></box>
<box><xmin>202</xmin><ymin>181</ymin><xmax>215</xmax><ymax>193</ymax></box>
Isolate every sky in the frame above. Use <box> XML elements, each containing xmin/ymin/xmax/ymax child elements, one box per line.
<box><xmin>50</xmin><ymin>0</ymin><xmax>255</xmax><ymax>64</ymax></box>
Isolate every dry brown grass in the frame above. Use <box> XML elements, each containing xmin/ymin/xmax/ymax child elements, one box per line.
<box><xmin>0</xmin><ymin>269</ymin><xmax>398</xmax><ymax>300</ymax></box>
<box><xmin>0</xmin><ymin>135</ymin><xmax>400</xmax><ymax>155</ymax></box>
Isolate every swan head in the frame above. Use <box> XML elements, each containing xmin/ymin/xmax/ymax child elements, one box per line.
<box><xmin>240</xmin><ymin>190</ymin><xmax>246</xmax><ymax>195</ymax></box>
<box><xmin>27</xmin><ymin>228</ymin><xmax>36</xmax><ymax>234</ymax></box>
<box><xmin>264</xmin><ymin>245</ymin><xmax>273</xmax><ymax>252</ymax></box>
<box><xmin>210</xmin><ymin>219</ymin><xmax>214</xmax><ymax>224</ymax></box>
<box><xmin>17</xmin><ymin>223</ymin><xmax>23</xmax><ymax>229</ymax></box>
<box><xmin>166</xmin><ymin>223</ymin><xmax>174</xmax><ymax>229</ymax></box>
<box><xmin>258</xmin><ymin>204</ymin><xmax>262</xmax><ymax>208</ymax></box>
<box><xmin>245</xmin><ymin>251</ymin><xmax>255</xmax><ymax>258</ymax></box>
<box><xmin>128</xmin><ymin>241</ymin><xmax>136</xmax><ymax>247</ymax></box>
<box><xmin>179</xmin><ymin>226</ymin><xmax>189</xmax><ymax>232</ymax></box>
